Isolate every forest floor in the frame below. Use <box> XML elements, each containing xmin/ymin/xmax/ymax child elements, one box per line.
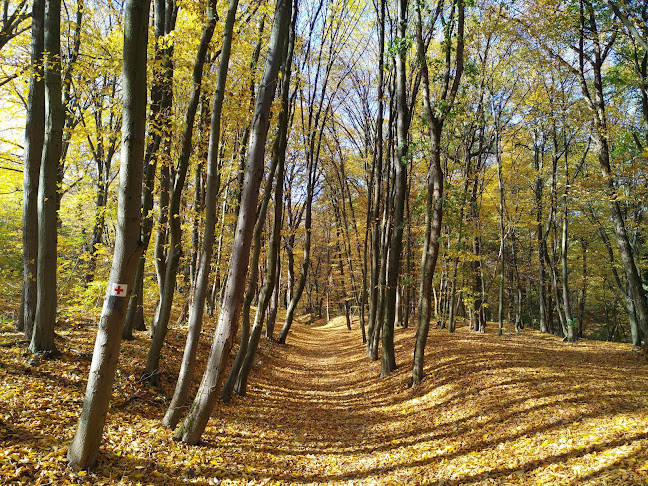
<box><xmin>2</xmin><ymin>306</ymin><xmax>648</xmax><ymax>485</ymax></box>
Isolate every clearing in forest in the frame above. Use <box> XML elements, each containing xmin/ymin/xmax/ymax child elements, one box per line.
<box><xmin>1</xmin><ymin>315</ymin><xmax>648</xmax><ymax>485</ymax></box>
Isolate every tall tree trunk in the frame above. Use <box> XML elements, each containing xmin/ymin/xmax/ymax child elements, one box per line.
<box><xmin>534</xmin><ymin>132</ymin><xmax>549</xmax><ymax>333</ymax></box>
<box><xmin>413</xmin><ymin>0</ymin><xmax>464</xmax><ymax>385</ymax></box>
<box><xmin>67</xmin><ymin>0</ymin><xmax>149</xmax><ymax>468</ymax></box>
<box><xmin>380</xmin><ymin>0</ymin><xmax>410</xmax><ymax>377</ymax></box>
<box><xmin>175</xmin><ymin>0</ymin><xmax>291</xmax><ymax>444</ymax></box>
<box><xmin>144</xmin><ymin>1</ymin><xmax>214</xmax><ymax>388</ymax></box>
<box><xmin>161</xmin><ymin>0</ymin><xmax>236</xmax><ymax>429</ymax></box>
<box><xmin>496</xmin><ymin>130</ymin><xmax>505</xmax><ymax>337</ymax></box>
<box><xmin>267</xmin><ymin>256</ymin><xmax>281</xmax><ymax>334</ymax></box>
<box><xmin>560</xmin><ymin>152</ymin><xmax>576</xmax><ymax>342</ymax></box>
<box><xmin>30</xmin><ymin>0</ymin><xmax>64</xmax><ymax>355</ymax></box>
<box><xmin>19</xmin><ymin>0</ymin><xmax>45</xmax><ymax>338</ymax></box>
<box><xmin>220</xmin><ymin>15</ymin><xmax>275</xmax><ymax>402</ymax></box>
<box><xmin>222</xmin><ymin>112</ymin><xmax>281</xmax><ymax>402</ymax></box>
<box><xmin>123</xmin><ymin>0</ymin><xmax>175</xmax><ymax>337</ymax></box>
<box><xmin>367</xmin><ymin>0</ymin><xmax>385</xmax><ymax>357</ymax></box>
<box><xmin>234</xmin><ymin>8</ymin><xmax>296</xmax><ymax>396</ymax></box>
<box><xmin>578</xmin><ymin>239</ymin><xmax>587</xmax><ymax>338</ymax></box>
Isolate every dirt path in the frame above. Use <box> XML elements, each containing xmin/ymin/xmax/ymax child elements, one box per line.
<box><xmin>202</xmin><ymin>317</ymin><xmax>648</xmax><ymax>485</ymax></box>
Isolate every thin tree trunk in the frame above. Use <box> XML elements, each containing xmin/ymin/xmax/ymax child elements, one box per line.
<box><xmin>30</xmin><ymin>0</ymin><xmax>64</xmax><ymax>355</ymax></box>
<box><xmin>222</xmin><ymin>105</ymin><xmax>283</xmax><ymax>402</ymax></box>
<box><xmin>413</xmin><ymin>0</ymin><xmax>464</xmax><ymax>385</ymax></box>
<box><xmin>19</xmin><ymin>0</ymin><xmax>45</xmax><ymax>338</ymax></box>
<box><xmin>560</xmin><ymin>152</ymin><xmax>575</xmax><ymax>342</ymax></box>
<box><xmin>144</xmin><ymin>1</ymin><xmax>212</xmax><ymax>387</ymax></box>
<box><xmin>161</xmin><ymin>0</ymin><xmax>236</xmax><ymax>429</ymax></box>
<box><xmin>496</xmin><ymin>130</ymin><xmax>505</xmax><ymax>337</ymax></box>
<box><xmin>123</xmin><ymin>0</ymin><xmax>176</xmax><ymax>337</ymax></box>
<box><xmin>534</xmin><ymin>132</ymin><xmax>549</xmax><ymax>333</ymax></box>
<box><xmin>367</xmin><ymin>0</ymin><xmax>385</xmax><ymax>356</ymax></box>
<box><xmin>175</xmin><ymin>0</ymin><xmax>291</xmax><ymax>444</ymax></box>
<box><xmin>578</xmin><ymin>239</ymin><xmax>587</xmax><ymax>338</ymax></box>
<box><xmin>380</xmin><ymin>0</ymin><xmax>410</xmax><ymax>377</ymax></box>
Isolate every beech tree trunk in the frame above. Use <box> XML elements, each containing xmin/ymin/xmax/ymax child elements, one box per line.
<box><xmin>123</xmin><ymin>0</ymin><xmax>171</xmax><ymax>338</ymax></box>
<box><xmin>67</xmin><ymin>0</ymin><xmax>149</xmax><ymax>468</ymax></box>
<box><xmin>380</xmin><ymin>0</ymin><xmax>409</xmax><ymax>377</ymax></box>
<box><xmin>19</xmin><ymin>0</ymin><xmax>45</xmax><ymax>338</ymax></box>
<box><xmin>161</xmin><ymin>0</ymin><xmax>237</xmax><ymax>429</ymax></box>
<box><xmin>413</xmin><ymin>0</ymin><xmax>464</xmax><ymax>385</ymax></box>
<box><xmin>30</xmin><ymin>0</ymin><xmax>64</xmax><ymax>355</ymax></box>
<box><xmin>234</xmin><ymin>7</ymin><xmax>295</xmax><ymax>396</ymax></box>
<box><xmin>367</xmin><ymin>0</ymin><xmax>385</xmax><ymax>358</ymax></box>
<box><xmin>534</xmin><ymin>131</ymin><xmax>549</xmax><ymax>333</ymax></box>
<box><xmin>175</xmin><ymin>0</ymin><xmax>291</xmax><ymax>444</ymax></box>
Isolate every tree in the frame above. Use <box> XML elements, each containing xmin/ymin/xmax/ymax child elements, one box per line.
<box><xmin>161</xmin><ymin>0</ymin><xmax>238</xmax><ymax>428</ymax></box>
<box><xmin>123</xmin><ymin>0</ymin><xmax>177</xmax><ymax>338</ymax></box>
<box><xmin>174</xmin><ymin>0</ymin><xmax>292</xmax><ymax>444</ymax></box>
<box><xmin>228</xmin><ymin>3</ymin><xmax>297</xmax><ymax>398</ymax></box>
<box><xmin>19</xmin><ymin>0</ymin><xmax>45</xmax><ymax>339</ymax></box>
<box><xmin>67</xmin><ymin>0</ymin><xmax>150</xmax><ymax>468</ymax></box>
<box><xmin>413</xmin><ymin>0</ymin><xmax>465</xmax><ymax>385</ymax></box>
<box><xmin>29</xmin><ymin>0</ymin><xmax>65</xmax><ymax>355</ymax></box>
<box><xmin>379</xmin><ymin>0</ymin><xmax>410</xmax><ymax>377</ymax></box>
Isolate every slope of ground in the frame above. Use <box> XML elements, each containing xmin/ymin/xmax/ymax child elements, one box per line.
<box><xmin>1</xmin><ymin>309</ymin><xmax>648</xmax><ymax>485</ymax></box>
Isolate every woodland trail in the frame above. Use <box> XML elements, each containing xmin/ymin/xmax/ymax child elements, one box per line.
<box><xmin>203</xmin><ymin>316</ymin><xmax>648</xmax><ymax>485</ymax></box>
<box><xmin>3</xmin><ymin>314</ymin><xmax>648</xmax><ymax>485</ymax></box>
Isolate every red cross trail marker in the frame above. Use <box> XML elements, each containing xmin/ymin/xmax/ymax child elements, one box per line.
<box><xmin>109</xmin><ymin>283</ymin><xmax>128</xmax><ymax>297</ymax></box>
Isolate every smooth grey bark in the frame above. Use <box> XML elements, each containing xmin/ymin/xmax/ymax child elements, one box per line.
<box><xmin>560</xmin><ymin>150</ymin><xmax>576</xmax><ymax>342</ymax></box>
<box><xmin>233</xmin><ymin>6</ymin><xmax>295</xmax><ymax>397</ymax></box>
<box><xmin>30</xmin><ymin>0</ymin><xmax>64</xmax><ymax>355</ymax></box>
<box><xmin>144</xmin><ymin>0</ymin><xmax>214</xmax><ymax>388</ymax></box>
<box><xmin>371</xmin><ymin>102</ymin><xmax>394</xmax><ymax>358</ymax></box>
<box><xmin>161</xmin><ymin>0</ymin><xmax>237</xmax><ymax>429</ymax></box>
<box><xmin>19</xmin><ymin>0</ymin><xmax>44</xmax><ymax>338</ymax></box>
<box><xmin>577</xmin><ymin>239</ymin><xmax>587</xmax><ymax>338</ymax></box>
<box><xmin>67</xmin><ymin>0</ymin><xmax>149</xmax><ymax>469</ymax></box>
<box><xmin>175</xmin><ymin>0</ymin><xmax>291</xmax><ymax>444</ymax></box>
<box><xmin>533</xmin><ymin>130</ymin><xmax>549</xmax><ymax>333</ymax></box>
<box><xmin>496</xmin><ymin>129</ymin><xmax>505</xmax><ymax>337</ymax></box>
<box><xmin>413</xmin><ymin>0</ymin><xmax>464</xmax><ymax>385</ymax></box>
<box><xmin>149</xmin><ymin>0</ymin><xmax>177</xmax><ymax>341</ymax></box>
<box><xmin>220</xmin><ymin>16</ymin><xmax>272</xmax><ymax>402</ymax></box>
<box><xmin>123</xmin><ymin>0</ymin><xmax>175</xmax><ymax>338</ymax></box>
<box><xmin>544</xmin><ymin>151</ymin><xmax>567</xmax><ymax>335</ymax></box>
<box><xmin>367</xmin><ymin>0</ymin><xmax>385</xmax><ymax>358</ymax></box>
<box><xmin>266</xmin><ymin>256</ymin><xmax>281</xmax><ymax>336</ymax></box>
<box><xmin>380</xmin><ymin>0</ymin><xmax>410</xmax><ymax>378</ymax></box>
<box><xmin>222</xmin><ymin>114</ymin><xmax>281</xmax><ymax>402</ymax></box>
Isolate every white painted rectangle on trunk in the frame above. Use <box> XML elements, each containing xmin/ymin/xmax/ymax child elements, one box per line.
<box><xmin>109</xmin><ymin>283</ymin><xmax>128</xmax><ymax>297</ymax></box>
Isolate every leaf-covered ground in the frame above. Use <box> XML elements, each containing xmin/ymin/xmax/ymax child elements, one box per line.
<box><xmin>1</xmin><ymin>310</ymin><xmax>648</xmax><ymax>485</ymax></box>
